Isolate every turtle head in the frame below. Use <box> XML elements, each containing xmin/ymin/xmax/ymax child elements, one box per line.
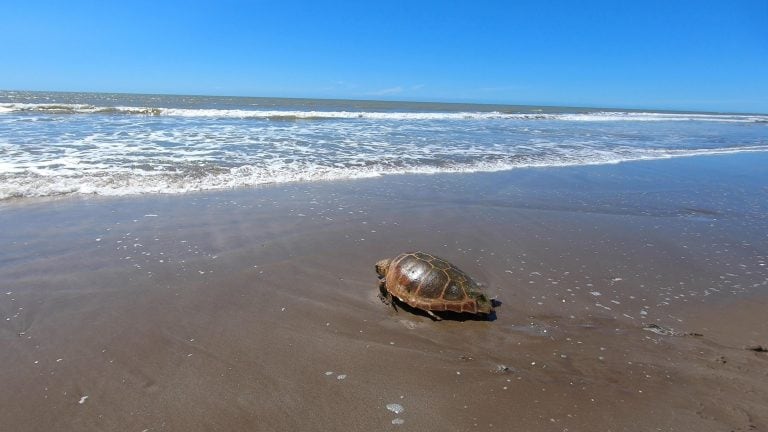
<box><xmin>375</xmin><ymin>258</ymin><xmax>392</xmax><ymax>278</ymax></box>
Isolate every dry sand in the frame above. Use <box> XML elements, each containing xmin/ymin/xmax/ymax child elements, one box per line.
<box><xmin>1</xmin><ymin>153</ymin><xmax>767</xmax><ymax>431</ymax></box>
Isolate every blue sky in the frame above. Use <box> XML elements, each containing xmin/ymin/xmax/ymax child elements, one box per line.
<box><xmin>2</xmin><ymin>0</ymin><xmax>767</xmax><ymax>112</ymax></box>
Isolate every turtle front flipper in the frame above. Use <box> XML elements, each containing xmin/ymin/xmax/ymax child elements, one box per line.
<box><xmin>378</xmin><ymin>282</ymin><xmax>397</xmax><ymax>311</ymax></box>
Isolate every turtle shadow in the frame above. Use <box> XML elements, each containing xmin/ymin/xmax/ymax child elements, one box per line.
<box><xmin>391</xmin><ymin>297</ymin><xmax>499</xmax><ymax>322</ymax></box>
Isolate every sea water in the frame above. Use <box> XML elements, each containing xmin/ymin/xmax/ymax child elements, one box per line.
<box><xmin>1</xmin><ymin>91</ymin><xmax>766</xmax><ymax>200</ymax></box>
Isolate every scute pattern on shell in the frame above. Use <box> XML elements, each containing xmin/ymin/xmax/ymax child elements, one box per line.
<box><xmin>383</xmin><ymin>252</ymin><xmax>491</xmax><ymax>314</ymax></box>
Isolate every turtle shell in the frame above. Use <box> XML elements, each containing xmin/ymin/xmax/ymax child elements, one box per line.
<box><xmin>382</xmin><ymin>252</ymin><xmax>492</xmax><ymax>315</ymax></box>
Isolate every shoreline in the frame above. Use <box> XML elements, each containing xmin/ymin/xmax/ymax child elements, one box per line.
<box><xmin>3</xmin><ymin>149</ymin><xmax>768</xmax><ymax>207</ymax></box>
<box><xmin>1</xmin><ymin>153</ymin><xmax>767</xmax><ymax>430</ymax></box>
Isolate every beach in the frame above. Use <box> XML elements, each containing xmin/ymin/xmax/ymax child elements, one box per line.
<box><xmin>2</xmin><ymin>153</ymin><xmax>767</xmax><ymax>431</ymax></box>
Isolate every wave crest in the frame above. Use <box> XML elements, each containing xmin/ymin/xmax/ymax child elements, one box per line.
<box><xmin>1</xmin><ymin>103</ymin><xmax>766</xmax><ymax>123</ymax></box>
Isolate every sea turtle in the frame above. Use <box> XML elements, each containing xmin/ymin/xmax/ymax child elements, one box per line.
<box><xmin>375</xmin><ymin>252</ymin><xmax>493</xmax><ymax>320</ymax></box>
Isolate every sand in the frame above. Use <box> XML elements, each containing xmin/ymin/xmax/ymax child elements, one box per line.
<box><xmin>1</xmin><ymin>153</ymin><xmax>767</xmax><ymax>431</ymax></box>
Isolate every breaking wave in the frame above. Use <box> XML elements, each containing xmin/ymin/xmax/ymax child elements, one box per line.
<box><xmin>3</xmin><ymin>145</ymin><xmax>768</xmax><ymax>200</ymax></box>
<box><xmin>2</xmin><ymin>92</ymin><xmax>766</xmax><ymax>200</ymax></box>
<box><xmin>1</xmin><ymin>103</ymin><xmax>766</xmax><ymax>123</ymax></box>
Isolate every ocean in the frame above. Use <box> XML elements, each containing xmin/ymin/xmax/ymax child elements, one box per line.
<box><xmin>1</xmin><ymin>90</ymin><xmax>766</xmax><ymax>200</ymax></box>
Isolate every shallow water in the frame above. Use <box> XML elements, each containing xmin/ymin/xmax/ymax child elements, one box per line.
<box><xmin>1</xmin><ymin>91</ymin><xmax>766</xmax><ymax>200</ymax></box>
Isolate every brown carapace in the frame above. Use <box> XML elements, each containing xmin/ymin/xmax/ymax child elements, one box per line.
<box><xmin>375</xmin><ymin>252</ymin><xmax>493</xmax><ymax>319</ymax></box>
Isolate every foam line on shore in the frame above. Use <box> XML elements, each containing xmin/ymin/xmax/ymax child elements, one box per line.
<box><xmin>2</xmin><ymin>144</ymin><xmax>767</xmax><ymax>200</ymax></box>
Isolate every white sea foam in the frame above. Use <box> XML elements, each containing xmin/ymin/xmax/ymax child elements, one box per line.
<box><xmin>2</xmin><ymin>144</ymin><xmax>767</xmax><ymax>200</ymax></box>
<box><xmin>1</xmin><ymin>103</ymin><xmax>766</xmax><ymax>123</ymax></box>
<box><xmin>2</xmin><ymin>96</ymin><xmax>766</xmax><ymax>200</ymax></box>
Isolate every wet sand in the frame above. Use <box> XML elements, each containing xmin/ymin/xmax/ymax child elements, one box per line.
<box><xmin>1</xmin><ymin>153</ymin><xmax>767</xmax><ymax>431</ymax></box>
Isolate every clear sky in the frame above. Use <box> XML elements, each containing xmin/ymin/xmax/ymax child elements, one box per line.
<box><xmin>2</xmin><ymin>0</ymin><xmax>767</xmax><ymax>112</ymax></box>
